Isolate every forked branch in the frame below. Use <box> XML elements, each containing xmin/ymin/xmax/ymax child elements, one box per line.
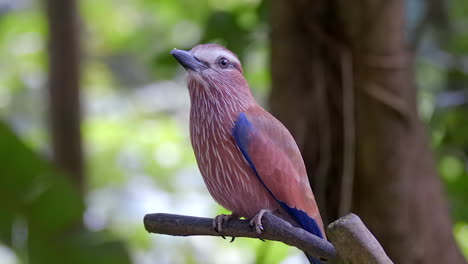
<box><xmin>144</xmin><ymin>212</ymin><xmax>392</xmax><ymax>264</ymax></box>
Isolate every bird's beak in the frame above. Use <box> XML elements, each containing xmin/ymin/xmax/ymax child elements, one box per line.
<box><xmin>171</xmin><ymin>49</ymin><xmax>207</xmax><ymax>71</ymax></box>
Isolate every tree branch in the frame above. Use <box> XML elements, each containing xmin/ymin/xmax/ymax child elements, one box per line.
<box><xmin>327</xmin><ymin>214</ymin><xmax>393</xmax><ymax>264</ymax></box>
<box><xmin>144</xmin><ymin>212</ymin><xmax>392</xmax><ymax>263</ymax></box>
<box><xmin>144</xmin><ymin>212</ymin><xmax>337</xmax><ymax>262</ymax></box>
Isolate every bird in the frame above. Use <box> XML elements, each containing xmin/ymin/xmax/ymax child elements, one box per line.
<box><xmin>171</xmin><ymin>43</ymin><xmax>325</xmax><ymax>263</ymax></box>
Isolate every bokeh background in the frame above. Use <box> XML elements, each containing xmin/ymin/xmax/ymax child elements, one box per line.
<box><xmin>0</xmin><ymin>0</ymin><xmax>467</xmax><ymax>263</ymax></box>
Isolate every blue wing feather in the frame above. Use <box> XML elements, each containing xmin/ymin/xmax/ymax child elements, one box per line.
<box><xmin>233</xmin><ymin>112</ymin><xmax>323</xmax><ymax>263</ymax></box>
<box><xmin>232</xmin><ymin>113</ymin><xmax>276</xmax><ymax>200</ymax></box>
<box><xmin>277</xmin><ymin>201</ymin><xmax>323</xmax><ymax>238</ymax></box>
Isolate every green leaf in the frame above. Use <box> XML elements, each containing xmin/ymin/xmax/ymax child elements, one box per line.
<box><xmin>0</xmin><ymin>122</ymin><xmax>130</xmax><ymax>264</ymax></box>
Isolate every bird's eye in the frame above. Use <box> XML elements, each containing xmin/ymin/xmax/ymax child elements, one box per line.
<box><xmin>218</xmin><ymin>58</ymin><xmax>229</xmax><ymax>69</ymax></box>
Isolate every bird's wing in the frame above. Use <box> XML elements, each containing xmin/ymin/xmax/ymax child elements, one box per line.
<box><xmin>232</xmin><ymin>108</ymin><xmax>324</xmax><ymax>238</ymax></box>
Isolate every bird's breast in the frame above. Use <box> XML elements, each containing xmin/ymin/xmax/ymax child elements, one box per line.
<box><xmin>189</xmin><ymin>111</ymin><xmax>277</xmax><ymax>218</ymax></box>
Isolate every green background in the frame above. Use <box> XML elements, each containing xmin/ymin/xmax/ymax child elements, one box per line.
<box><xmin>0</xmin><ymin>0</ymin><xmax>467</xmax><ymax>263</ymax></box>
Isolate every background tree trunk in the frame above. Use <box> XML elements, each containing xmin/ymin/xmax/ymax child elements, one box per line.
<box><xmin>46</xmin><ymin>0</ymin><xmax>84</xmax><ymax>192</ymax></box>
<box><xmin>269</xmin><ymin>0</ymin><xmax>465</xmax><ymax>263</ymax></box>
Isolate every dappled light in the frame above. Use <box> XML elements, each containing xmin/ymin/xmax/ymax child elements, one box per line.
<box><xmin>0</xmin><ymin>0</ymin><xmax>467</xmax><ymax>263</ymax></box>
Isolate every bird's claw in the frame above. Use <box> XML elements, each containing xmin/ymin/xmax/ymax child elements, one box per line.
<box><xmin>213</xmin><ymin>213</ymin><xmax>237</xmax><ymax>241</ymax></box>
<box><xmin>249</xmin><ymin>209</ymin><xmax>271</xmax><ymax>240</ymax></box>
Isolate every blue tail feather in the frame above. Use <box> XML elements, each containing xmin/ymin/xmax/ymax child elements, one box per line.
<box><xmin>278</xmin><ymin>201</ymin><xmax>323</xmax><ymax>239</ymax></box>
<box><xmin>306</xmin><ymin>254</ymin><xmax>323</xmax><ymax>264</ymax></box>
<box><xmin>279</xmin><ymin>201</ymin><xmax>323</xmax><ymax>264</ymax></box>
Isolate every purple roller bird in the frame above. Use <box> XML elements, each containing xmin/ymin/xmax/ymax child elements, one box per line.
<box><xmin>171</xmin><ymin>44</ymin><xmax>325</xmax><ymax>263</ymax></box>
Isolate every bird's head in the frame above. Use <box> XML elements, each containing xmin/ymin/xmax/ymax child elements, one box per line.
<box><xmin>171</xmin><ymin>44</ymin><xmax>252</xmax><ymax>103</ymax></box>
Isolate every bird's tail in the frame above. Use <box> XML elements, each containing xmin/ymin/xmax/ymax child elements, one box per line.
<box><xmin>305</xmin><ymin>254</ymin><xmax>322</xmax><ymax>264</ymax></box>
<box><xmin>278</xmin><ymin>201</ymin><xmax>324</xmax><ymax>264</ymax></box>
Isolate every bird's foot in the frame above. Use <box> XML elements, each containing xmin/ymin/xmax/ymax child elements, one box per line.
<box><xmin>213</xmin><ymin>213</ymin><xmax>237</xmax><ymax>241</ymax></box>
<box><xmin>249</xmin><ymin>209</ymin><xmax>272</xmax><ymax>239</ymax></box>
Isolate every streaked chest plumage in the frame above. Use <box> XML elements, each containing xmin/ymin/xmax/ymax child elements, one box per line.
<box><xmin>188</xmin><ymin>92</ymin><xmax>277</xmax><ymax>217</ymax></box>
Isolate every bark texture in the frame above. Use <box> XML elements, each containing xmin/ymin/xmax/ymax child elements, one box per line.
<box><xmin>144</xmin><ymin>212</ymin><xmax>395</xmax><ymax>263</ymax></box>
<box><xmin>269</xmin><ymin>0</ymin><xmax>465</xmax><ymax>263</ymax></box>
<box><xmin>46</xmin><ymin>0</ymin><xmax>84</xmax><ymax>192</ymax></box>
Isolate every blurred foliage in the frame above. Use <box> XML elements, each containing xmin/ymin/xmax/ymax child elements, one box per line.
<box><xmin>413</xmin><ymin>0</ymin><xmax>468</xmax><ymax>258</ymax></box>
<box><xmin>0</xmin><ymin>0</ymin><xmax>467</xmax><ymax>263</ymax></box>
<box><xmin>0</xmin><ymin>122</ymin><xmax>130</xmax><ymax>263</ymax></box>
<box><xmin>0</xmin><ymin>0</ymin><xmax>279</xmax><ymax>263</ymax></box>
